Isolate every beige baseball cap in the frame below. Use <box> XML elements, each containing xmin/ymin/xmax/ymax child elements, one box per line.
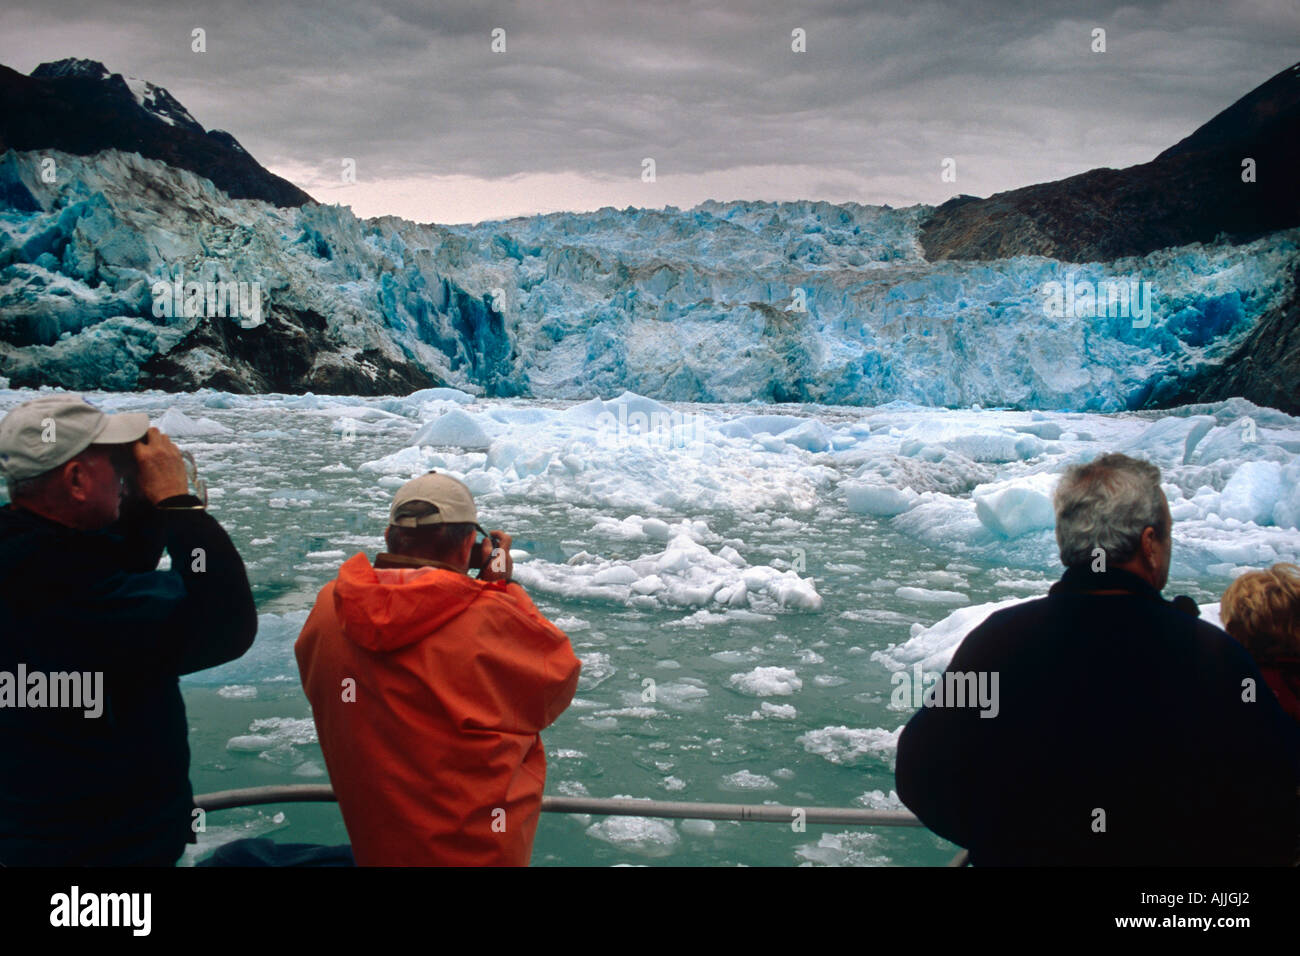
<box><xmin>388</xmin><ymin>471</ymin><xmax>482</xmax><ymax>529</ymax></box>
<box><xmin>0</xmin><ymin>395</ymin><xmax>150</xmax><ymax>481</ymax></box>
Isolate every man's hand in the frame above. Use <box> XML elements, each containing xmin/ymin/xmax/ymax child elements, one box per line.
<box><xmin>131</xmin><ymin>428</ymin><xmax>190</xmax><ymax>504</ymax></box>
<box><xmin>476</xmin><ymin>530</ymin><xmax>513</xmax><ymax>583</ymax></box>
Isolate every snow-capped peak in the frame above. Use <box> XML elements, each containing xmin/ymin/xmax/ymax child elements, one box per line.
<box><xmin>120</xmin><ymin>74</ymin><xmax>202</xmax><ymax>131</ymax></box>
<box><xmin>30</xmin><ymin>58</ymin><xmax>203</xmax><ymax>133</ymax></box>
<box><xmin>30</xmin><ymin>57</ymin><xmax>111</xmax><ymax>80</ymax></box>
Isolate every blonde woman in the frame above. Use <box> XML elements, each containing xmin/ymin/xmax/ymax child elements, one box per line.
<box><xmin>1222</xmin><ymin>563</ymin><xmax>1300</xmax><ymax>724</ymax></box>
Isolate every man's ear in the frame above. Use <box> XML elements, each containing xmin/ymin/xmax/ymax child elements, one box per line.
<box><xmin>61</xmin><ymin>458</ymin><xmax>89</xmax><ymax>503</ymax></box>
<box><xmin>1142</xmin><ymin>525</ymin><xmax>1160</xmax><ymax>567</ymax></box>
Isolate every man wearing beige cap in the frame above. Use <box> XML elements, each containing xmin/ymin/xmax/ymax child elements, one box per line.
<box><xmin>295</xmin><ymin>471</ymin><xmax>580</xmax><ymax>865</ymax></box>
<box><xmin>0</xmin><ymin>395</ymin><xmax>256</xmax><ymax>866</ymax></box>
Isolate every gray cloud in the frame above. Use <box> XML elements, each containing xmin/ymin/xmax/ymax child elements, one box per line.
<box><xmin>1</xmin><ymin>0</ymin><xmax>1296</xmax><ymax>219</ymax></box>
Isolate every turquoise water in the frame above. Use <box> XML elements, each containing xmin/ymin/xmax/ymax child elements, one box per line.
<box><xmin>1</xmin><ymin>389</ymin><xmax>1242</xmax><ymax>866</ymax></box>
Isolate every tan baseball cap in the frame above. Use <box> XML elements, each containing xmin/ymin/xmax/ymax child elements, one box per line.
<box><xmin>388</xmin><ymin>471</ymin><xmax>481</xmax><ymax>528</ymax></box>
<box><xmin>0</xmin><ymin>395</ymin><xmax>150</xmax><ymax>481</ymax></box>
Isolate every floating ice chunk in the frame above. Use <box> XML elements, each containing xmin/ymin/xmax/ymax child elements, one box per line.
<box><xmin>843</xmin><ymin>482</ymin><xmax>917</xmax><ymax>516</ymax></box>
<box><xmin>593</xmin><ymin>566</ymin><xmax>640</xmax><ymax>585</ymax></box>
<box><xmin>577</xmin><ymin>651</ymin><xmax>615</xmax><ymax>689</ymax></box>
<box><xmin>642</xmin><ymin>518</ymin><xmax>673</xmax><ymax>540</ymax></box>
<box><xmin>721</xmin><ymin>769</ymin><xmax>778</xmax><ymax>791</ymax></box>
<box><xmin>157</xmin><ymin>407</ymin><xmax>231</xmax><ymax>436</ymax></box>
<box><xmin>460</xmin><ymin>470</ymin><xmax>497</xmax><ymax>495</ymax></box>
<box><xmin>1014</xmin><ymin>422</ymin><xmax>1063</xmax><ymax>440</ymax></box>
<box><xmin>225</xmin><ymin>716</ymin><xmax>316</xmax><ymax>762</ymax></box>
<box><xmin>320</xmin><ymin>462</ymin><xmax>352</xmax><ymax>473</ymax></box>
<box><xmin>559</xmin><ymin>397</ymin><xmax>608</xmax><ymax>424</ymax></box>
<box><xmin>183</xmin><ymin>609</ymin><xmax>310</xmax><ymax>685</ymax></box>
<box><xmin>488</xmin><ymin>406</ymin><xmax>551</xmax><ymax>426</ymax></box>
<box><xmin>1273</xmin><ymin>462</ymin><xmax>1300</xmax><ymax>530</ymax></box>
<box><xmin>854</xmin><ymin>789</ymin><xmax>904</xmax><ymax>810</ymax></box>
<box><xmin>681</xmin><ymin>819</ymin><xmax>715</xmax><ymax>836</ymax></box>
<box><xmin>729</xmin><ymin>666</ymin><xmax>801</xmax><ymax>697</ymax></box>
<box><xmin>797</xmin><ymin>726</ymin><xmax>903</xmax><ymax>766</ymax></box>
<box><xmin>358</xmin><ymin>444</ymin><xmax>433</xmax><ymax>475</ymax></box>
<box><xmin>780</xmin><ymin>419</ymin><xmax>832</xmax><ymax>452</ymax></box>
<box><xmin>795</xmin><ymin>831</ymin><xmax>889</xmax><ymax>866</ymax></box>
<box><xmin>901</xmin><ymin>420</ymin><xmax>1043</xmax><ymax>463</ymax></box>
<box><xmin>894</xmin><ymin>586</ymin><xmax>970</xmax><ymax>605</ymax></box>
<box><xmin>406</xmin><ymin>386</ymin><xmax>475</xmax><ymax>405</ymax></box>
<box><xmin>604</xmin><ymin>390</ymin><xmax>675</xmax><ymax>420</ymax></box>
<box><xmin>850</xmin><ymin>450</ymin><xmax>993</xmax><ymax>496</ymax></box>
<box><xmin>514</xmin><ymin>533</ymin><xmax>819</xmax><ymax>612</ymax></box>
<box><xmin>972</xmin><ymin>472</ymin><xmax>1058</xmax><ymax>538</ymax></box>
<box><xmin>652</xmin><ymin>679</ymin><xmax>710</xmax><ymax>708</ymax></box>
<box><xmin>717</xmin><ymin>414</ymin><xmax>807</xmax><ymax>439</ymax></box>
<box><xmin>595</xmin><ymin>706</ymin><xmax>659</xmax><ymax>719</ymax></box>
<box><xmin>217</xmin><ymin>685</ymin><xmax>257</xmax><ymax>699</ymax></box>
<box><xmin>871</xmin><ymin>596</ymin><xmax>1038</xmax><ymax>672</ymax></box>
<box><xmin>486</xmin><ymin>440</ymin><xmax>527</xmax><ymax>471</ymax></box>
<box><xmin>1189</xmin><ymin>420</ymin><xmax>1279</xmax><ymax>466</ymax></box>
<box><xmin>410</xmin><ymin>409</ymin><xmax>491</xmax><ymax>449</ymax></box>
<box><xmin>1119</xmin><ymin>414</ymin><xmax>1216</xmax><ymax>466</ymax></box>
<box><xmin>630</xmin><ymin>575</ymin><xmax>665</xmax><ymax>595</ymax></box>
<box><xmin>585</xmin><ymin>815</ymin><xmax>679</xmax><ymax>857</ymax></box>
<box><xmin>752</xmin><ymin>701</ymin><xmax>797</xmax><ymax>720</ymax></box>
<box><xmin>1219</xmin><ymin>461</ymin><xmax>1283</xmax><ymax>525</ymax></box>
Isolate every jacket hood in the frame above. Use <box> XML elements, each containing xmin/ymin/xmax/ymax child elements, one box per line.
<box><xmin>332</xmin><ymin>552</ymin><xmax>489</xmax><ymax>652</ymax></box>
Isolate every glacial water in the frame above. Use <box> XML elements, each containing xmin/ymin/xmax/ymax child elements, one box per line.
<box><xmin>4</xmin><ymin>386</ymin><xmax>1297</xmax><ymax>866</ymax></box>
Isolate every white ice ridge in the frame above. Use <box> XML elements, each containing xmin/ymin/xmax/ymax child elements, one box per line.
<box><xmin>512</xmin><ymin>533</ymin><xmax>822</xmax><ymax>613</ymax></box>
<box><xmin>345</xmin><ymin>390</ymin><xmax>1300</xmax><ymax>579</ymax></box>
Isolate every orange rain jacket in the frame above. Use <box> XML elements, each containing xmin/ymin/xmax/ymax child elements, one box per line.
<box><xmin>295</xmin><ymin>552</ymin><xmax>581</xmax><ymax>866</ymax></box>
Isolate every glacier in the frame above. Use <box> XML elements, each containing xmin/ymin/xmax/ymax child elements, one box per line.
<box><xmin>2</xmin><ymin>148</ymin><xmax>1297</xmax><ymax>409</ymax></box>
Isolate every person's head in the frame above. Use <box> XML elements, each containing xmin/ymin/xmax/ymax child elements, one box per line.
<box><xmin>383</xmin><ymin>471</ymin><xmax>484</xmax><ymax>573</ymax></box>
<box><xmin>0</xmin><ymin>396</ymin><xmax>149</xmax><ymax>530</ymax></box>
<box><xmin>1220</xmin><ymin>563</ymin><xmax>1300</xmax><ymax>663</ymax></box>
<box><xmin>1053</xmin><ymin>452</ymin><xmax>1172</xmax><ymax>590</ymax></box>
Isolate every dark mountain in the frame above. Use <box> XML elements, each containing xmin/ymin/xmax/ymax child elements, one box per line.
<box><xmin>920</xmin><ymin>61</ymin><xmax>1300</xmax><ymax>263</ymax></box>
<box><xmin>919</xmin><ymin>61</ymin><xmax>1300</xmax><ymax>414</ymax></box>
<box><xmin>0</xmin><ymin>58</ymin><xmax>312</xmax><ymax>207</ymax></box>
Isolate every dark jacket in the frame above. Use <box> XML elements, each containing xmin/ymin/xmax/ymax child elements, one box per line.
<box><xmin>0</xmin><ymin>495</ymin><xmax>257</xmax><ymax>865</ymax></box>
<box><xmin>895</xmin><ymin>566</ymin><xmax>1300</xmax><ymax>866</ymax></box>
<box><xmin>1258</xmin><ymin>659</ymin><xmax>1300</xmax><ymax>726</ymax></box>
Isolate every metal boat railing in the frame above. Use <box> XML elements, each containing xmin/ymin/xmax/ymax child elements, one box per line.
<box><xmin>193</xmin><ymin>784</ymin><xmax>971</xmax><ymax>866</ymax></box>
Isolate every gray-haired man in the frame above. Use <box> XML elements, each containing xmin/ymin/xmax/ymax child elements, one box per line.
<box><xmin>896</xmin><ymin>452</ymin><xmax>1299</xmax><ymax>865</ymax></box>
<box><xmin>0</xmin><ymin>395</ymin><xmax>256</xmax><ymax>865</ymax></box>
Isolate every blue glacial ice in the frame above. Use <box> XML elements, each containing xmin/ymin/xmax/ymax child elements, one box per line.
<box><xmin>1</xmin><ymin>149</ymin><xmax>1297</xmax><ymax>409</ymax></box>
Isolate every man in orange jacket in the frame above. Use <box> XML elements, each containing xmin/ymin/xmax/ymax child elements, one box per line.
<box><xmin>295</xmin><ymin>471</ymin><xmax>581</xmax><ymax>866</ymax></box>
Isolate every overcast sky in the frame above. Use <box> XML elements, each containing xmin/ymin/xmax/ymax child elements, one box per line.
<box><xmin>2</xmin><ymin>0</ymin><xmax>1296</xmax><ymax>224</ymax></box>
